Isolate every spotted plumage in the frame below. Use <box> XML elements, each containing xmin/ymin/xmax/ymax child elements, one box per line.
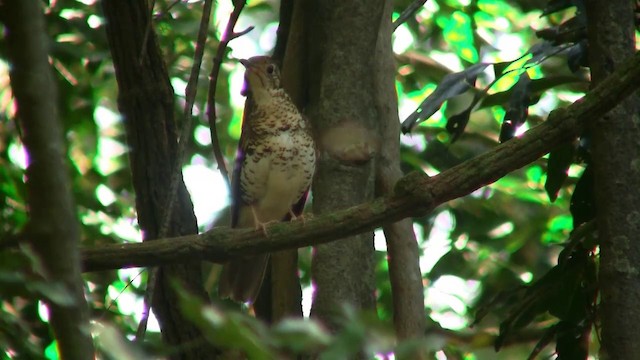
<box><xmin>218</xmin><ymin>56</ymin><xmax>316</xmax><ymax>303</ymax></box>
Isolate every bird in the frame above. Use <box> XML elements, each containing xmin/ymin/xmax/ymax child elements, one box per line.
<box><xmin>218</xmin><ymin>56</ymin><xmax>316</xmax><ymax>304</ymax></box>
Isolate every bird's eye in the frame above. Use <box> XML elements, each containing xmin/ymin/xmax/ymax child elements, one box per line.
<box><xmin>266</xmin><ymin>65</ymin><xmax>275</xmax><ymax>74</ymax></box>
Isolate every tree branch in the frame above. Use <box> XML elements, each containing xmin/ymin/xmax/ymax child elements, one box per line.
<box><xmin>206</xmin><ymin>0</ymin><xmax>252</xmax><ymax>189</ymax></box>
<box><xmin>393</xmin><ymin>0</ymin><xmax>428</xmax><ymax>31</ymax></box>
<box><xmin>82</xmin><ymin>50</ymin><xmax>640</xmax><ymax>272</ymax></box>
<box><xmin>376</xmin><ymin>0</ymin><xmax>426</xmax><ymax>342</ymax></box>
<box><xmin>137</xmin><ymin>0</ymin><xmax>215</xmax><ymax>341</ymax></box>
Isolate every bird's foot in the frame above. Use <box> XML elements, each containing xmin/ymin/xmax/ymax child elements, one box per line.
<box><xmin>255</xmin><ymin>220</ymin><xmax>278</xmax><ymax>235</ymax></box>
<box><xmin>289</xmin><ymin>210</ymin><xmax>312</xmax><ymax>225</ymax></box>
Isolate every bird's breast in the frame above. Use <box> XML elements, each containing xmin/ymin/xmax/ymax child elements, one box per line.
<box><xmin>239</xmin><ymin>129</ymin><xmax>315</xmax><ymax>223</ymax></box>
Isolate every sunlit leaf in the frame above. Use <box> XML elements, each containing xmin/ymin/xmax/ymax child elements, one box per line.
<box><xmin>44</xmin><ymin>340</ymin><xmax>60</xmax><ymax>360</ymax></box>
<box><xmin>443</xmin><ymin>11</ymin><xmax>478</xmax><ymax>62</ymax></box>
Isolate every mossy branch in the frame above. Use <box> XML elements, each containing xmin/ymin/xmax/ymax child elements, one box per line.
<box><xmin>82</xmin><ymin>51</ymin><xmax>640</xmax><ymax>272</ymax></box>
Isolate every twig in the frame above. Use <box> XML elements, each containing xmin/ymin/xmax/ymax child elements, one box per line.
<box><xmin>165</xmin><ymin>0</ymin><xmax>182</xmax><ymax>13</ymax></box>
<box><xmin>206</xmin><ymin>0</ymin><xmax>254</xmax><ymax>189</ymax></box>
<box><xmin>139</xmin><ymin>0</ymin><xmax>186</xmax><ymax>64</ymax></box>
<box><xmin>393</xmin><ymin>0</ymin><xmax>428</xmax><ymax>31</ymax></box>
<box><xmin>136</xmin><ymin>0</ymin><xmax>215</xmax><ymax>342</ymax></box>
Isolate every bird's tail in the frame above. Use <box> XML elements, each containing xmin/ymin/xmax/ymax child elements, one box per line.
<box><xmin>218</xmin><ymin>255</ymin><xmax>270</xmax><ymax>303</ymax></box>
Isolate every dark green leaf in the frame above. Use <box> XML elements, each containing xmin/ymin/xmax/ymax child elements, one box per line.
<box><xmin>446</xmin><ymin>108</ymin><xmax>472</xmax><ymax>142</ymax></box>
<box><xmin>427</xmin><ymin>250</ymin><xmax>473</xmax><ymax>281</ymax></box>
<box><xmin>27</xmin><ymin>281</ymin><xmax>76</xmax><ymax>307</ymax></box>
<box><xmin>527</xmin><ymin>324</ymin><xmax>558</xmax><ymax>360</ymax></box>
<box><xmin>480</xmin><ymin>76</ymin><xmax>586</xmax><ymax>109</ymax></box>
<box><xmin>401</xmin><ymin>63</ymin><xmax>489</xmax><ymax>133</ymax></box>
<box><xmin>567</xmin><ymin>40</ymin><xmax>589</xmax><ymax>72</ymax></box>
<box><xmin>545</xmin><ymin>142</ymin><xmax>576</xmax><ymax>202</ymax></box>
<box><xmin>556</xmin><ymin>320</ymin><xmax>589</xmax><ymax>360</ymax></box>
<box><xmin>541</xmin><ymin>0</ymin><xmax>576</xmax><ymax>16</ymax></box>
<box><xmin>525</xmin><ymin>42</ymin><xmax>571</xmax><ymax>67</ymax></box>
<box><xmin>500</xmin><ymin>72</ymin><xmax>532</xmax><ymax>142</ymax></box>
<box><xmin>493</xmin><ymin>61</ymin><xmax>512</xmax><ymax>77</ymax></box>
<box><xmin>570</xmin><ymin>166</ymin><xmax>595</xmax><ymax>228</ymax></box>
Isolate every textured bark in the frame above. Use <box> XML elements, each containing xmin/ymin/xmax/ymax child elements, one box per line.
<box><xmin>101</xmin><ymin>1</ymin><xmax>216</xmax><ymax>358</ymax></box>
<box><xmin>1</xmin><ymin>1</ymin><xmax>95</xmax><ymax>358</ymax></box>
<box><xmin>304</xmin><ymin>0</ymin><xmax>384</xmax><ymax>332</ymax></box>
<box><xmin>82</xmin><ymin>50</ymin><xmax>640</xmax><ymax>272</ymax></box>
<box><xmin>584</xmin><ymin>1</ymin><xmax>640</xmax><ymax>359</ymax></box>
<box><xmin>373</xmin><ymin>0</ymin><xmax>426</xmax><ymax>342</ymax></box>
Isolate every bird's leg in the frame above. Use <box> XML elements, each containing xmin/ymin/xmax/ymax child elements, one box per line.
<box><xmin>250</xmin><ymin>206</ymin><xmax>270</xmax><ymax>235</ymax></box>
<box><xmin>288</xmin><ymin>209</ymin><xmax>310</xmax><ymax>224</ymax></box>
<box><xmin>250</xmin><ymin>205</ymin><xmax>280</xmax><ymax>235</ymax></box>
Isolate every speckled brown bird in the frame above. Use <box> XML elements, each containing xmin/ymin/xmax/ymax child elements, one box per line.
<box><xmin>218</xmin><ymin>56</ymin><xmax>316</xmax><ymax>303</ymax></box>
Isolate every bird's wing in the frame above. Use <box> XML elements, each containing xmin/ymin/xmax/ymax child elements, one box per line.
<box><xmin>230</xmin><ymin>147</ymin><xmax>245</xmax><ymax>228</ymax></box>
<box><xmin>284</xmin><ymin>190</ymin><xmax>309</xmax><ymax>221</ymax></box>
<box><xmin>230</xmin><ymin>96</ymin><xmax>255</xmax><ymax>228</ymax></box>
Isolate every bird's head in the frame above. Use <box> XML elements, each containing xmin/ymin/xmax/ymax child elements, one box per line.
<box><xmin>240</xmin><ymin>56</ymin><xmax>281</xmax><ymax>103</ymax></box>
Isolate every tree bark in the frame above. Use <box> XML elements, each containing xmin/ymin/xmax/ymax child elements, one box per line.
<box><xmin>303</xmin><ymin>0</ymin><xmax>384</xmax><ymax>332</ymax></box>
<box><xmin>374</xmin><ymin>0</ymin><xmax>426</xmax><ymax>342</ymax></box>
<box><xmin>101</xmin><ymin>0</ymin><xmax>216</xmax><ymax>358</ymax></box>
<box><xmin>585</xmin><ymin>0</ymin><xmax>640</xmax><ymax>359</ymax></box>
<box><xmin>1</xmin><ymin>1</ymin><xmax>95</xmax><ymax>358</ymax></box>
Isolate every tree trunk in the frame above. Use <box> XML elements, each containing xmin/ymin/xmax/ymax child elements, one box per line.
<box><xmin>585</xmin><ymin>0</ymin><xmax>640</xmax><ymax>358</ymax></box>
<box><xmin>373</xmin><ymin>0</ymin><xmax>426</xmax><ymax>342</ymax></box>
<box><xmin>101</xmin><ymin>0</ymin><xmax>216</xmax><ymax>358</ymax></box>
<box><xmin>1</xmin><ymin>1</ymin><xmax>95</xmax><ymax>358</ymax></box>
<box><xmin>303</xmin><ymin>0</ymin><xmax>384</xmax><ymax>331</ymax></box>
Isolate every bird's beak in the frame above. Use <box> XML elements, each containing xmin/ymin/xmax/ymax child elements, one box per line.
<box><xmin>239</xmin><ymin>59</ymin><xmax>250</xmax><ymax>68</ymax></box>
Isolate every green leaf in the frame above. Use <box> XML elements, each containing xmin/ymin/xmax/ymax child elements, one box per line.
<box><xmin>500</xmin><ymin>72</ymin><xmax>532</xmax><ymax>142</ymax></box>
<box><xmin>401</xmin><ymin>63</ymin><xmax>489</xmax><ymax>133</ymax></box>
<box><xmin>44</xmin><ymin>340</ymin><xmax>60</xmax><ymax>360</ymax></box>
<box><xmin>92</xmin><ymin>321</ymin><xmax>149</xmax><ymax>360</ymax></box>
<box><xmin>446</xmin><ymin>108</ymin><xmax>472</xmax><ymax>142</ymax></box>
<box><xmin>272</xmin><ymin>319</ymin><xmax>332</xmax><ymax>353</ymax></box>
<box><xmin>545</xmin><ymin>142</ymin><xmax>576</xmax><ymax>202</ymax></box>
<box><xmin>27</xmin><ymin>281</ymin><xmax>76</xmax><ymax>307</ymax></box>
<box><xmin>570</xmin><ymin>166</ymin><xmax>595</xmax><ymax>227</ymax></box>
<box><xmin>174</xmin><ymin>282</ymin><xmax>275</xmax><ymax>359</ymax></box>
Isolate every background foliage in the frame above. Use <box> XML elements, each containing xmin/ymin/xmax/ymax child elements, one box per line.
<box><xmin>0</xmin><ymin>0</ymin><xmax>628</xmax><ymax>358</ymax></box>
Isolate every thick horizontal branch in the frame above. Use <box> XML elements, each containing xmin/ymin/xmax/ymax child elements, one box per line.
<box><xmin>82</xmin><ymin>51</ymin><xmax>640</xmax><ymax>272</ymax></box>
